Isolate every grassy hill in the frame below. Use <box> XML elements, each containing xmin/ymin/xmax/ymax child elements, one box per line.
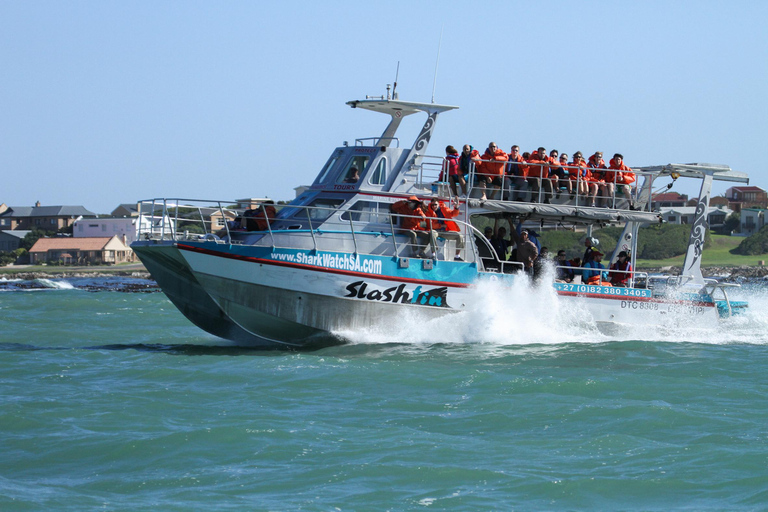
<box><xmin>635</xmin><ymin>234</ymin><xmax>766</xmax><ymax>268</ymax></box>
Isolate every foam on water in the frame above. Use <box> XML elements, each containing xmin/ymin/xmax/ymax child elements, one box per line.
<box><xmin>33</xmin><ymin>278</ymin><xmax>75</xmax><ymax>289</ymax></box>
<box><xmin>337</xmin><ymin>268</ymin><xmax>768</xmax><ymax>347</ymax></box>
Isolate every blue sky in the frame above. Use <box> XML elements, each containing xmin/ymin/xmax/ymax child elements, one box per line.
<box><xmin>2</xmin><ymin>0</ymin><xmax>767</xmax><ymax>214</ymax></box>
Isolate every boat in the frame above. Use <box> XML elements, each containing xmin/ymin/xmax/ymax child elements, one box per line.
<box><xmin>131</xmin><ymin>87</ymin><xmax>750</xmax><ymax>348</ymax></box>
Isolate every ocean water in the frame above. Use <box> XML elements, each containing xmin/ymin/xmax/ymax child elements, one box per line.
<box><xmin>1</xmin><ymin>277</ymin><xmax>768</xmax><ymax>510</ymax></box>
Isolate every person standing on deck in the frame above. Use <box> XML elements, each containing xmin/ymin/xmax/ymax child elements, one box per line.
<box><xmin>583</xmin><ymin>236</ymin><xmax>599</xmax><ymax>265</ymax></box>
<box><xmin>489</xmin><ymin>217</ymin><xmax>512</xmax><ymax>263</ymax></box>
<box><xmin>509</xmin><ymin>224</ymin><xmax>539</xmax><ymax>276</ymax></box>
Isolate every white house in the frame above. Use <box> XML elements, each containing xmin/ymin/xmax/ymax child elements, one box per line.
<box><xmin>659</xmin><ymin>206</ymin><xmax>732</xmax><ymax>229</ymax></box>
<box><xmin>73</xmin><ymin>215</ymin><xmax>177</xmax><ymax>243</ymax></box>
<box><xmin>74</xmin><ymin>217</ymin><xmax>138</xmax><ymax>243</ymax></box>
<box><xmin>740</xmin><ymin>208</ymin><xmax>768</xmax><ymax>236</ymax></box>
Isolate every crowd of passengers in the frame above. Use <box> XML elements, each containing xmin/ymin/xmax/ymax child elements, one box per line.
<box><xmin>389</xmin><ymin>199</ymin><xmax>635</xmax><ymax>285</ymax></box>
<box><xmin>441</xmin><ymin>143</ymin><xmax>638</xmax><ymax>209</ymax></box>
<box><xmin>479</xmin><ymin>218</ymin><xmax>632</xmax><ymax>285</ymax></box>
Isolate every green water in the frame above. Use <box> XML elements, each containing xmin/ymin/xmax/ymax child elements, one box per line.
<box><xmin>1</xmin><ymin>286</ymin><xmax>767</xmax><ymax>510</ymax></box>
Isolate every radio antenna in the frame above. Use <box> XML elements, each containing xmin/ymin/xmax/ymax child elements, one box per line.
<box><xmin>392</xmin><ymin>61</ymin><xmax>400</xmax><ymax>99</ymax></box>
<box><xmin>431</xmin><ymin>25</ymin><xmax>443</xmax><ymax>103</ymax></box>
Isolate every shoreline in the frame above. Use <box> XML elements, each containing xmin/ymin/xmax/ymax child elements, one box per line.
<box><xmin>0</xmin><ymin>264</ymin><xmax>151</xmax><ymax>280</ymax></box>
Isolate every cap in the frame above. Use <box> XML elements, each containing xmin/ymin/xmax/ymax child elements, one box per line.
<box><xmin>592</xmin><ymin>249</ymin><xmax>604</xmax><ymax>256</ymax></box>
<box><xmin>408</xmin><ymin>196</ymin><xmax>419</xmax><ymax>202</ymax></box>
<box><xmin>618</xmin><ymin>251</ymin><xmax>628</xmax><ymax>258</ymax></box>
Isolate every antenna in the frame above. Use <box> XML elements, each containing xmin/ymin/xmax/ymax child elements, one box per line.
<box><xmin>392</xmin><ymin>62</ymin><xmax>400</xmax><ymax>100</ymax></box>
<box><xmin>431</xmin><ymin>25</ymin><xmax>443</xmax><ymax>103</ymax></box>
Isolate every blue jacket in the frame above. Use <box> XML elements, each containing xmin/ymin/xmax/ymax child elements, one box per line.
<box><xmin>583</xmin><ymin>260</ymin><xmax>608</xmax><ymax>283</ymax></box>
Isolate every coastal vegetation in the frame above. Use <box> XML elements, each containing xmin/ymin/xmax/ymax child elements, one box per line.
<box><xmin>731</xmin><ymin>225</ymin><xmax>768</xmax><ymax>256</ymax></box>
<box><xmin>536</xmin><ymin>224</ymin><xmax>710</xmax><ymax>261</ymax></box>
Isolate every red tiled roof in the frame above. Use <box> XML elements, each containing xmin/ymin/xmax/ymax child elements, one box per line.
<box><xmin>729</xmin><ymin>186</ymin><xmax>765</xmax><ymax>192</ymax></box>
<box><xmin>652</xmin><ymin>192</ymin><xmax>687</xmax><ymax>201</ymax></box>
<box><xmin>29</xmin><ymin>237</ymin><xmax>114</xmax><ymax>253</ymax></box>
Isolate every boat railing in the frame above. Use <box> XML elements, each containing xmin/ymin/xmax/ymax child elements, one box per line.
<box><xmin>645</xmin><ymin>274</ymin><xmax>741</xmax><ymax>294</ymax></box>
<box><xmin>137</xmin><ymin>198</ymin><xmax>505</xmax><ymax>266</ymax></box>
<box><xmin>355</xmin><ymin>137</ymin><xmax>400</xmax><ymax>148</ymax></box>
<box><xmin>557</xmin><ymin>264</ymin><xmax>649</xmax><ymax>288</ymax></box>
<box><xmin>461</xmin><ymin>159</ymin><xmax>646</xmax><ymax>210</ymax></box>
<box><xmin>136</xmin><ymin>198</ymin><xmax>242</xmax><ymax>241</ymax></box>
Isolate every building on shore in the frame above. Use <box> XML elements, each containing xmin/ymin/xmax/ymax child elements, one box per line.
<box><xmin>28</xmin><ymin>236</ymin><xmax>135</xmax><ymax>265</ymax></box>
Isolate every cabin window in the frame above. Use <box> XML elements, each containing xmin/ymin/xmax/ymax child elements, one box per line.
<box><xmin>317</xmin><ymin>152</ymin><xmax>342</xmax><ymax>183</ymax></box>
<box><xmin>340</xmin><ymin>201</ymin><xmax>390</xmax><ymax>224</ymax></box>
<box><xmin>368</xmin><ymin>158</ymin><xmax>387</xmax><ymax>185</ymax></box>
<box><xmin>337</xmin><ymin>155</ymin><xmax>370</xmax><ymax>184</ymax></box>
<box><xmin>292</xmin><ymin>198</ymin><xmax>344</xmax><ymax>223</ymax></box>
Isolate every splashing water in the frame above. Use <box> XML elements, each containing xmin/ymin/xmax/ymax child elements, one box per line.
<box><xmin>33</xmin><ymin>278</ymin><xmax>75</xmax><ymax>290</ymax></box>
<box><xmin>336</xmin><ymin>268</ymin><xmax>768</xmax><ymax>347</ymax></box>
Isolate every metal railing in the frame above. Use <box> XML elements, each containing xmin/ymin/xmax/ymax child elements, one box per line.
<box><xmin>554</xmin><ymin>263</ymin><xmax>647</xmax><ymax>288</ymax></box>
<box><xmin>414</xmin><ymin>156</ymin><xmax>651</xmax><ymax>211</ymax></box>
<box><xmin>355</xmin><ymin>137</ymin><xmax>400</xmax><ymax>148</ymax></box>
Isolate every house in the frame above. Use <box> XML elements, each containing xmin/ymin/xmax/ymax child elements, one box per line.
<box><xmin>73</xmin><ymin>217</ymin><xmax>139</xmax><ymax>244</ymax></box>
<box><xmin>659</xmin><ymin>206</ymin><xmax>733</xmax><ymax>229</ymax></box>
<box><xmin>740</xmin><ymin>208</ymin><xmax>768</xmax><ymax>236</ymax></box>
<box><xmin>209</xmin><ymin>209</ymin><xmax>237</xmax><ymax>231</ymax></box>
<box><xmin>0</xmin><ymin>230</ymin><xmax>31</xmax><ymax>252</ymax></box>
<box><xmin>75</xmin><ymin>215</ymin><xmax>178</xmax><ymax>242</ymax></box>
<box><xmin>651</xmin><ymin>192</ymin><xmax>688</xmax><ymax>210</ymax></box>
<box><xmin>28</xmin><ymin>235</ymin><xmax>135</xmax><ymax>265</ymax></box>
<box><xmin>111</xmin><ymin>203</ymin><xmax>141</xmax><ymax>217</ymax></box>
<box><xmin>725</xmin><ymin>186</ymin><xmax>768</xmax><ymax>212</ymax></box>
<box><xmin>0</xmin><ymin>202</ymin><xmax>96</xmax><ymax>231</ymax></box>
<box><xmin>236</xmin><ymin>198</ymin><xmax>271</xmax><ymax>209</ymax></box>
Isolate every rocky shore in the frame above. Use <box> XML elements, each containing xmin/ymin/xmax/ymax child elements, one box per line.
<box><xmin>1</xmin><ymin>270</ymin><xmax>152</xmax><ymax>280</ymax></box>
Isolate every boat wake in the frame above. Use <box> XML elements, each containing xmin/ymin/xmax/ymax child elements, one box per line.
<box><xmin>334</xmin><ymin>271</ymin><xmax>768</xmax><ymax>347</ymax></box>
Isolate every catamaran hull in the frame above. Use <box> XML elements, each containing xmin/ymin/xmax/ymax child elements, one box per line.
<box><xmin>134</xmin><ymin>241</ymin><xmax>722</xmax><ymax>349</ymax></box>
<box><xmin>134</xmin><ymin>241</ymin><xmax>460</xmax><ymax>349</ymax></box>
<box><xmin>180</xmin><ymin>247</ymin><xmax>459</xmax><ymax>348</ymax></box>
<box><xmin>132</xmin><ymin>243</ymin><xmax>265</xmax><ymax>344</ymax></box>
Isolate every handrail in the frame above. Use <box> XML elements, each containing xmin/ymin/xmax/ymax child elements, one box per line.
<box><xmin>136</xmin><ymin>198</ymin><xmax>479</xmax><ymax>263</ymax></box>
<box><xmin>556</xmin><ymin>263</ymin><xmax>646</xmax><ymax>286</ymax></box>
<box><xmin>355</xmin><ymin>137</ymin><xmax>400</xmax><ymax>148</ymax></box>
<box><xmin>440</xmin><ymin>157</ymin><xmax>644</xmax><ymax>210</ymax></box>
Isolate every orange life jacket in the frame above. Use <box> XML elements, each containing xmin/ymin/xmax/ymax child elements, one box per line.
<box><xmin>476</xmin><ymin>148</ymin><xmax>509</xmax><ymax>177</ymax></box>
<box><xmin>391</xmin><ymin>201</ymin><xmax>426</xmax><ymax>231</ymax></box>
<box><xmin>426</xmin><ymin>203</ymin><xmax>460</xmax><ymax>232</ymax></box>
